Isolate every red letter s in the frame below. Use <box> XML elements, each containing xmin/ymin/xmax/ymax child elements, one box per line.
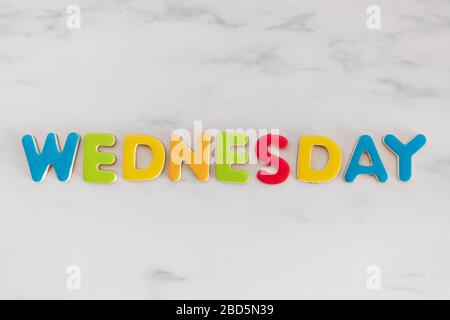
<box><xmin>256</xmin><ymin>134</ymin><xmax>290</xmax><ymax>184</ymax></box>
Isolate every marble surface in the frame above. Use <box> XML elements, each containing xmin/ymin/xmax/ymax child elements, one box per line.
<box><xmin>0</xmin><ymin>0</ymin><xmax>449</xmax><ymax>299</ymax></box>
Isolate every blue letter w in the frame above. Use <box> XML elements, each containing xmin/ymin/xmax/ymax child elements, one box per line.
<box><xmin>22</xmin><ymin>132</ymin><xmax>80</xmax><ymax>182</ymax></box>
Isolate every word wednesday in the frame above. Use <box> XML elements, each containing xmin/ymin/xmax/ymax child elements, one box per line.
<box><xmin>21</xmin><ymin>132</ymin><xmax>426</xmax><ymax>184</ymax></box>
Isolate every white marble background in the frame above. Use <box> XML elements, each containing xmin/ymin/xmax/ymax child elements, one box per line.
<box><xmin>0</xmin><ymin>0</ymin><xmax>449</xmax><ymax>299</ymax></box>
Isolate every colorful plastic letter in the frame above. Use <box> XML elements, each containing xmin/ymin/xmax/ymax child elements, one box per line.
<box><xmin>83</xmin><ymin>133</ymin><xmax>117</xmax><ymax>183</ymax></box>
<box><xmin>297</xmin><ymin>136</ymin><xmax>342</xmax><ymax>183</ymax></box>
<box><xmin>344</xmin><ymin>135</ymin><xmax>388</xmax><ymax>183</ymax></box>
<box><xmin>123</xmin><ymin>135</ymin><xmax>165</xmax><ymax>181</ymax></box>
<box><xmin>169</xmin><ymin>133</ymin><xmax>210</xmax><ymax>182</ymax></box>
<box><xmin>383</xmin><ymin>134</ymin><xmax>426</xmax><ymax>182</ymax></box>
<box><xmin>215</xmin><ymin>132</ymin><xmax>249</xmax><ymax>183</ymax></box>
<box><xmin>256</xmin><ymin>134</ymin><xmax>290</xmax><ymax>184</ymax></box>
<box><xmin>22</xmin><ymin>132</ymin><xmax>80</xmax><ymax>182</ymax></box>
